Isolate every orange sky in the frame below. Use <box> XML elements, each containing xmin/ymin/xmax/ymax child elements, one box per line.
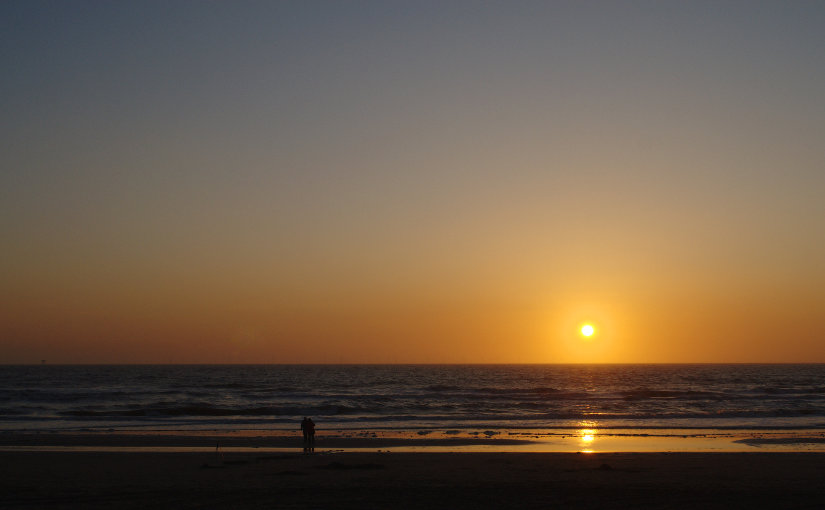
<box><xmin>2</xmin><ymin>2</ymin><xmax>825</xmax><ymax>363</ymax></box>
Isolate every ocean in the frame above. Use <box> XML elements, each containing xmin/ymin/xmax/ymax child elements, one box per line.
<box><xmin>2</xmin><ymin>364</ymin><xmax>824</xmax><ymax>433</ymax></box>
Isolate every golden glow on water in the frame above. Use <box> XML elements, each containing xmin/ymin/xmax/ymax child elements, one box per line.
<box><xmin>578</xmin><ymin>428</ymin><xmax>597</xmax><ymax>452</ymax></box>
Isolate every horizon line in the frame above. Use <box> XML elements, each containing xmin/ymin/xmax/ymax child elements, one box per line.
<box><xmin>6</xmin><ymin>362</ymin><xmax>825</xmax><ymax>366</ymax></box>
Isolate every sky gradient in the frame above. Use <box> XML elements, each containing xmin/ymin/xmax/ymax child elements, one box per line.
<box><xmin>2</xmin><ymin>1</ymin><xmax>825</xmax><ymax>363</ymax></box>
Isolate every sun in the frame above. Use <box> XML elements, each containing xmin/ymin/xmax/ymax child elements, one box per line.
<box><xmin>580</xmin><ymin>324</ymin><xmax>595</xmax><ymax>338</ymax></box>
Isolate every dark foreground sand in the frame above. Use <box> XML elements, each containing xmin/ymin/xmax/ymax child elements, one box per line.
<box><xmin>3</xmin><ymin>451</ymin><xmax>825</xmax><ymax>509</ymax></box>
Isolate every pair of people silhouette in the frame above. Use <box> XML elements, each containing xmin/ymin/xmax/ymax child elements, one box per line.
<box><xmin>300</xmin><ymin>417</ymin><xmax>315</xmax><ymax>451</ymax></box>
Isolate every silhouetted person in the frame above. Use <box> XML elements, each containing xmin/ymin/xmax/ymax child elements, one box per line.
<box><xmin>307</xmin><ymin>418</ymin><xmax>316</xmax><ymax>447</ymax></box>
<box><xmin>300</xmin><ymin>417</ymin><xmax>310</xmax><ymax>445</ymax></box>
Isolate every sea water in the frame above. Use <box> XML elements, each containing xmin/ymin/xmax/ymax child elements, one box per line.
<box><xmin>2</xmin><ymin>364</ymin><xmax>824</xmax><ymax>434</ymax></box>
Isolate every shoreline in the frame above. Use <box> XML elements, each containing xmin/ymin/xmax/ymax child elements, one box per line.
<box><xmin>4</xmin><ymin>427</ymin><xmax>825</xmax><ymax>453</ymax></box>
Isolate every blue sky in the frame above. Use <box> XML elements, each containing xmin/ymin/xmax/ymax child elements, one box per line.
<box><xmin>2</xmin><ymin>1</ymin><xmax>825</xmax><ymax>362</ymax></box>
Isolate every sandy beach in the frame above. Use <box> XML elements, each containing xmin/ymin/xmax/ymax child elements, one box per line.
<box><xmin>2</xmin><ymin>450</ymin><xmax>825</xmax><ymax>509</ymax></box>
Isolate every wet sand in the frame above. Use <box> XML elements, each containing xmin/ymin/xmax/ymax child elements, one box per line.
<box><xmin>4</xmin><ymin>428</ymin><xmax>825</xmax><ymax>452</ymax></box>
<box><xmin>3</xmin><ymin>451</ymin><xmax>825</xmax><ymax>509</ymax></box>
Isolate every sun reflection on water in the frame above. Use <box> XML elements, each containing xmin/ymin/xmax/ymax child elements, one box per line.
<box><xmin>578</xmin><ymin>428</ymin><xmax>597</xmax><ymax>453</ymax></box>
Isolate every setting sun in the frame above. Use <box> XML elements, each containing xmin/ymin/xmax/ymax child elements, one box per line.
<box><xmin>581</xmin><ymin>324</ymin><xmax>595</xmax><ymax>338</ymax></box>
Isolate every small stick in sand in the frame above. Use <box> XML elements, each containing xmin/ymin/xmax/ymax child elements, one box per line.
<box><xmin>216</xmin><ymin>441</ymin><xmax>224</xmax><ymax>463</ymax></box>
